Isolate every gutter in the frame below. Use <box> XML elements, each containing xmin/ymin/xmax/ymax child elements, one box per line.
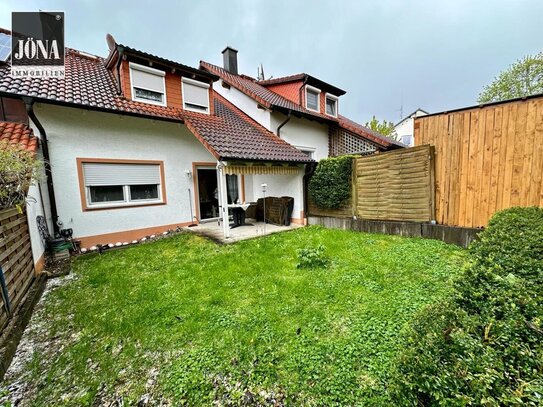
<box><xmin>276</xmin><ymin>109</ymin><xmax>291</xmax><ymax>137</ymax></box>
<box><xmin>22</xmin><ymin>97</ymin><xmax>60</xmax><ymax>234</ymax></box>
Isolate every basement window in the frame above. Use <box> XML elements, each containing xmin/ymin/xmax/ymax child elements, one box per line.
<box><xmin>305</xmin><ymin>85</ymin><xmax>321</xmax><ymax>112</ymax></box>
<box><xmin>80</xmin><ymin>160</ymin><xmax>164</xmax><ymax>209</ymax></box>
<box><xmin>182</xmin><ymin>77</ymin><xmax>210</xmax><ymax>114</ymax></box>
<box><xmin>325</xmin><ymin>94</ymin><xmax>338</xmax><ymax>117</ymax></box>
<box><xmin>129</xmin><ymin>62</ymin><xmax>166</xmax><ymax>106</ymax></box>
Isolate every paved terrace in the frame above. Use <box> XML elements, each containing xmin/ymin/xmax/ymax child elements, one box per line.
<box><xmin>185</xmin><ymin>219</ymin><xmax>303</xmax><ymax>243</ymax></box>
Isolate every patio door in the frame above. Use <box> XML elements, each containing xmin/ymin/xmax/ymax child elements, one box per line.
<box><xmin>196</xmin><ymin>168</ymin><xmax>219</xmax><ymax>220</ymax></box>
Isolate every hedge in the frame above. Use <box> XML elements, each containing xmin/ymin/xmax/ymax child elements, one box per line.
<box><xmin>308</xmin><ymin>156</ymin><xmax>354</xmax><ymax>209</ymax></box>
<box><xmin>390</xmin><ymin>207</ymin><xmax>543</xmax><ymax>406</ymax></box>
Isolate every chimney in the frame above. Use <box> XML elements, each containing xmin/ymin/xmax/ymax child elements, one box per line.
<box><xmin>222</xmin><ymin>46</ymin><xmax>238</xmax><ymax>75</ymax></box>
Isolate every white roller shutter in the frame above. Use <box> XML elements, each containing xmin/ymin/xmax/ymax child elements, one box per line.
<box><xmin>83</xmin><ymin>163</ymin><xmax>161</xmax><ymax>186</ymax></box>
<box><xmin>182</xmin><ymin>78</ymin><xmax>209</xmax><ymax>109</ymax></box>
<box><xmin>131</xmin><ymin>65</ymin><xmax>165</xmax><ymax>93</ymax></box>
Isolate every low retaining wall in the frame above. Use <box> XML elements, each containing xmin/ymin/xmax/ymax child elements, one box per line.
<box><xmin>308</xmin><ymin>216</ymin><xmax>481</xmax><ymax>248</ymax></box>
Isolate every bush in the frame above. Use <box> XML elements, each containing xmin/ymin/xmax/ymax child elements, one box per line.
<box><xmin>308</xmin><ymin>156</ymin><xmax>353</xmax><ymax>209</ymax></box>
<box><xmin>390</xmin><ymin>207</ymin><xmax>543</xmax><ymax>406</ymax></box>
<box><xmin>0</xmin><ymin>140</ymin><xmax>43</xmax><ymax>210</ymax></box>
<box><xmin>296</xmin><ymin>245</ymin><xmax>329</xmax><ymax>269</ymax></box>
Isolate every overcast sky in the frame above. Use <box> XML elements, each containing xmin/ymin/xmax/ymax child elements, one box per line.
<box><xmin>1</xmin><ymin>0</ymin><xmax>542</xmax><ymax>124</ymax></box>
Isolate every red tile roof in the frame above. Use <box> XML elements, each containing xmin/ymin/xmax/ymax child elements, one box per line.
<box><xmin>0</xmin><ymin>121</ymin><xmax>39</xmax><ymax>153</ymax></box>
<box><xmin>0</xmin><ymin>44</ymin><xmax>310</xmax><ymax>162</ymax></box>
<box><xmin>200</xmin><ymin>62</ymin><xmax>335</xmax><ymax>123</ymax></box>
<box><xmin>186</xmin><ymin>93</ymin><xmax>312</xmax><ymax>162</ymax></box>
<box><xmin>1</xmin><ymin>49</ymin><xmax>184</xmax><ymax>121</ymax></box>
<box><xmin>200</xmin><ymin>61</ymin><xmax>401</xmax><ymax>149</ymax></box>
<box><xmin>257</xmin><ymin>73</ymin><xmax>306</xmax><ymax>86</ymax></box>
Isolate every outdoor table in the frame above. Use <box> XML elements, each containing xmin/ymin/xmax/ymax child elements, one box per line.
<box><xmin>228</xmin><ymin>203</ymin><xmax>254</xmax><ymax>228</ymax></box>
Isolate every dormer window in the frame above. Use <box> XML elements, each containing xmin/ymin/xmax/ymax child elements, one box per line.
<box><xmin>325</xmin><ymin>94</ymin><xmax>338</xmax><ymax>117</ymax></box>
<box><xmin>305</xmin><ymin>85</ymin><xmax>321</xmax><ymax>112</ymax></box>
<box><xmin>129</xmin><ymin>62</ymin><xmax>166</xmax><ymax>106</ymax></box>
<box><xmin>182</xmin><ymin>77</ymin><xmax>210</xmax><ymax>114</ymax></box>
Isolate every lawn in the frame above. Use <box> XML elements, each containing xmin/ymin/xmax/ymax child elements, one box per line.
<box><xmin>2</xmin><ymin>226</ymin><xmax>466</xmax><ymax>406</ymax></box>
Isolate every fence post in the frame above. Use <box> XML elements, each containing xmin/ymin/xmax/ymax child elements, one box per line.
<box><xmin>351</xmin><ymin>157</ymin><xmax>358</xmax><ymax>218</ymax></box>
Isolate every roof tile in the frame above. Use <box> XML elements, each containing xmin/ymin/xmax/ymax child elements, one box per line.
<box><xmin>0</xmin><ymin>121</ymin><xmax>39</xmax><ymax>154</ymax></box>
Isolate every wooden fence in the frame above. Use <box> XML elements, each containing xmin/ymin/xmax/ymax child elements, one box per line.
<box><xmin>415</xmin><ymin>96</ymin><xmax>543</xmax><ymax>228</ymax></box>
<box><xmin>354</xmin><ymin>145</ymin><xmax>435</xmax><ymax>221</ymax></box>
<box><xmin>307</xmin><ymin>145</ymin><xmax>435</xmax><ymax>222</ymax></box>
<box><xmin>0</xmin><ymin>208</ymin><xmax>35</xmax><ymax>331</ymax></box>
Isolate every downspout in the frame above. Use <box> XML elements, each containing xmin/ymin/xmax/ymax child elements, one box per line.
<box><xmin>276</xmin><ymin>109</ymin><xmax>291</xmax><ymax>137</ymax></box>
<box><xmin>298</xmin><ymin>75</ymin><xmax>309</xmax><ymax>106</ymax></box>
<box><xmin>116</xmin><ymin>46</ymin><xmax>125</xmax><ymax>95</ymax></box>
<box><xmin>302</xmin><ymin>161</ymin><xmax>317</xmax><ymax>222</ymax></box>
<box><xmin>23</xmin><ymin>97</ymin><xmax>60</xmax><ymax>234</ymax></box>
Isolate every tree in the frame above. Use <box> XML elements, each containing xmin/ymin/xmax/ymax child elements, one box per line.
<box><xmin>478</xmin><ymin>52</ymin><xmax>543</xmax><ymax>103</ymax></box>
<box><xmin>364</xmin><ymin>116</ymin><xmax>397</xmax><ymax>140</ymax></box>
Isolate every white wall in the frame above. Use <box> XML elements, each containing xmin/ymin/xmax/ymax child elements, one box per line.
<box><xmin>213</xmin><ymin>81</ymin><xmax>272</xmax><ymax>130</ymax></box>
<box><xmin>394</xmin><ymin>110</ymin><xmax>428</xmax><ymax>147</ymax></box>
<box><xmin>271</xmin><ymin>112</ymin><xmax>329</xmax><ymax>161</ymax></box>
<box><xmin>248</xmin><ymin>172</ymin><xmax>305</xmax><ymax>220</ymax></box>
<box><xmin>34</xmin><ymin>103</ymin><xmax>216</xmax><ymax>241</ymax></box>
<box><xmin>25</xmin><ymin>123</ymin><xmax>53</xmax><ymax>268</ymax></box>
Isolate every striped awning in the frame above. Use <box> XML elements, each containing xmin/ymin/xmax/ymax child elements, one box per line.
<box><xmin>224</xmin><ymin>165</ymin><xmax>303</xmax><ymax>175</ymax></box>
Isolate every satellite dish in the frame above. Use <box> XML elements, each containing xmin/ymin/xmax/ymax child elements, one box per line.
<box><xmin>106</xmin><ymin>33</ymin><xmax>116</xmax><ymax>52</ymax></box>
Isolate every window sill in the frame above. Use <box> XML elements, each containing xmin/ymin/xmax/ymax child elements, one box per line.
<box><xmin>83</xmin><ymin>201</ymin><xmax>166</xmax><ymax>212</ymax></box>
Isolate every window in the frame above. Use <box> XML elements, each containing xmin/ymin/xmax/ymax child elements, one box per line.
<box><xmin>325</xmin><ymin>94</ymin><xmax>338</xmax><ymax>117</ymax></box>
<box><xmin>129</xmin><ymin>62</ymin><xmax>166</xmax><ymax>106</ymax></box>
<box><xmin>0</xmin><ymin>33</ymin><xmax>10</xmax><ymax>63</ymax></box>
<box><xmin>80</xmin><ymin>161</ymin><xmax>164</xmax><ymax>209</ymax></box>
<box><xmin>297</xmin><ymin>147</ymin><xmax>315</xmax><ymax>159</ymax></box>
<box><xmin>226</xmin><ymin>174</ymin><xmax>239</xmax><ymax>204</ymax></box>
<box><xmin>305</xmin><ymin>85</ymin><xmax>321</xmax><ymax>112</ymax></box>
<box><xmin>0</xmin><ymin>97</ymin><xmax>28</xmax><ymax>124</ymax></box>
<box><xmin>182</xmin><ymin>77</ymin><xmax>210</xmax><ymax>114</ymax></box>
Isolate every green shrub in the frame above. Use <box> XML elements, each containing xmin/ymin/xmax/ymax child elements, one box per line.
<box><xmin>308</xmin><ymin>156</ymin><xmax>353</xmax><ymax>209</ymax></box>
<box><xmin>296</xmin><ymin>245</ymin><xmax>329</xmax><ymax>269</ymax></box>
<box><xmin>390</xmin><ymin>207</ymin><xmax>543</xmax><ymax>406</ymax></box>
<box><xmin>0</xmin><ymin>140</ymin><xmax>43</xmax><ymax>210</ymax></box>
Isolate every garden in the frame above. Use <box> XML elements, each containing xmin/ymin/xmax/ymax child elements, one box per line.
<box><xmin>1</xmin><ymin>226</ymin><xmax>465</xmax><ymax>405</ymax></box>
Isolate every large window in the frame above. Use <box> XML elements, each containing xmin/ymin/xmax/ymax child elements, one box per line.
<box><xmin>79</xmin><ymin>160</ymin><xmax>165</xmax><ymax>209</ymax></box>
<box><xmin>182</xmin><ymin>77</ymin><xmax>210</xmax><ymax>114</ymax></box>
<box><xmin>129</xmin><ymin>62</ymin><xmax>166</xmax><ymax>106</ymax></box>
<box><xmin>305</xmin><ymin>85</ymin><xmax>321</xmax><ymax>112</ymax></box>
<box><xmin>325</xmin><ymin>94</ymin><xmax>338</xmax><ymax>117</ymax></box>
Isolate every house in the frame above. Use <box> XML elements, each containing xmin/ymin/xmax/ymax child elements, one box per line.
<box><xmin>0</xmin><ymin>28</ymin><xmax>400</xmax><ymax>252</ymax></box>
<box><xmin>394</xmin><ymin>108</ymin><xmax>429</xmax><ymax>146</ymax></box>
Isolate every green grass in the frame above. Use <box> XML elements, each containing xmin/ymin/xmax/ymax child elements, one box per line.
<box><xmin>11</xmin><ymin>226</ymin><xmax>466</xmax><ymax>406</ymax></box>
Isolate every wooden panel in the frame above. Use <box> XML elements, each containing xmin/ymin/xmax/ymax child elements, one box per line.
<box><xmin>354</xmin><ymin>145</ymin><xmax>434</xmax><ymax>222</ymax></box>
<box><xmin>0</xmin><ymin>208</ymin><xmax>36</xmax><ymax>331</ymax></box>
<box><xmin>414</xmin><ymin>95</ymin><xmax>543</xmax><ymax>228</ymax></box>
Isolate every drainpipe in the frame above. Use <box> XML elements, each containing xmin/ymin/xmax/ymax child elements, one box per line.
<box><xmin>116</xmin><ymin>46</ymin><xmax>125</xmax><ymax>95</ymax></box>
<box><xmin>23</xmin><ymin>97</ymin><xmax>60</xmax><ymax>234</ymax></box>
<box><xmin>302</xmin><ymin>161</ymin><xmax>317</xmax><ymax>222</ymax></box>
<box><xmin>298</xmin><ymin>75</ymin><xmax>309</xmax><ymax>106</ymax></box>
<box><xmin>276</xmin><ymin>109</ymin><xmax>291</xmax><ymax>137</ymax></box>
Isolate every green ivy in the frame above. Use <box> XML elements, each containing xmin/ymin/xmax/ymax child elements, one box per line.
<box><xmin>390</xmin><ymin>207</ymin><xmax>543</xmax><ymax>406</ymax></box>
<box><xmin>308</xmin><ymin>155</ymin><xmax>354</xmax><ymax>209</ymax></box>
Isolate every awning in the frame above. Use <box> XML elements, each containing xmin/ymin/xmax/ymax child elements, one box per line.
<box><xmin>224</xmin><ymin>165</ymin><xmax>303</xmax><ymax>175</ymax></box>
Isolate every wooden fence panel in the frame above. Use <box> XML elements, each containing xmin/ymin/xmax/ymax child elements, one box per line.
<box><xmin>354</xmin><ymin>145</ymin><xmax>435</xmax><ymax>222</ymax></box>
<box><xmin>0</xmin><ymin>208</ymin><xmax>35</xmax><ymax>331</ymax></box>
<box><xmin>415</xmin><ymin>96</ymin><xmax>543</xmax><ymax>228</ymax></box>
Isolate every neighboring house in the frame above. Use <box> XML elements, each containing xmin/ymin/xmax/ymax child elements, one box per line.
<box><xmin>393</xmin><ymin>108</ymin><xmax>429</xmax><ymax>146</ymax></box>
<box><xmin>201</xmin><ymin>48</ymin><xmax>403</xmax><ymax>160</ymax></box>
<box><xmin>0</xmin><ymin>29</ymin><xmax>400</xmax><ymax>246</ymax></box>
